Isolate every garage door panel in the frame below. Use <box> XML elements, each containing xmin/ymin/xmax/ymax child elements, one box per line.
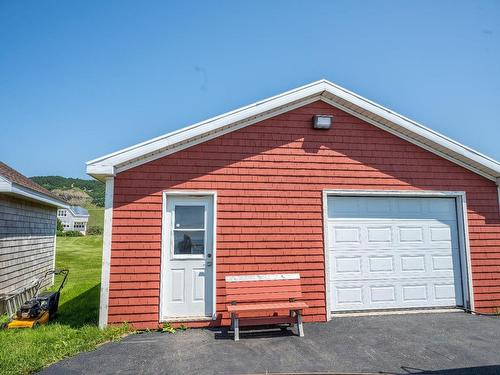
<box><xmin>397</xmin><ymin>198</ymin><xmax>424</xmax><ymax>214</ymax></box>
<box><xmin>332</xmin><ymin>227</ymin><xmax>361</xmax><ymax>244</ymax></box>
<box><xmin>427</xmin><ymin>198</ymin><xmax>456</xmax><ymax>215</ymax></box>
<box><xmin>401</xmin><ymin>255</ymin><xmax>426</xmax><ymax>271</ymax></box>
<box><xmin>332</xmin><ymin>279</ymin><xmax>462</xmax><ymax>310</ymax></box>
<box><xmin>336</xmin><ymin>286</ymin><xmax>363</xmax><ymax>305</ymax></box>
<box><xmin>365</xmin><ymin>198</ymin><xmax>392</xmax><ymax>214</ymax></box>
<box><xmin>434</xmin><ymin>284</ymin><xmax>457</xmax><ymax>301</ymax></box>
<box><xmin>367</xmin><ymin>227</ymin><xmax>392</xmax><ymax>242</ymax></box>
<box><xmin>328</xmin><ymin>222</ymin><xmax>458</xmax><ymax>251</ymax></box>
<box><xmin>431</xmin><ymin>255</ymin><xmax>454</xmax><ymax>271</ymax></box>
<box><xmin>402</xmin><ymin>284</ymin><xmax>427</xmax><ymax>302</ymax></box>
<box><xmin>327</xmin><ymin>197</ymin><xmax>360</xmax><ymax>217</ymax></box>
<box><xmin>332</xmin><ymin>272</ymin><xmax>458</xmax><ymax>283</ymax></box>
<box><xmin>334</xmin><ymin>256</ymin><xmax>362</xmax><ymax>274</ymax></box>
<box><xmin>328</xmin><ymin>196</ymin><xmax>464</xmax><ymax>312</ymax></box>
<box><xmin>368</xmin><ymin>256</ymin><xmax>394</xmax><ymax>272</ymax></box>
<box><xmin>327</xmin><ymin>197</ymin><xmax>458</xmax><ymax>221</ymax></box>
<box><xmin>370</xmin><ymin>285</ymin><xmax>396</xmax><ymax>302</ymax></box>
<box><xmin>332</xmin><ymin>253</ymin><xmax>458</xmax><ymax>279</ymax></box>
<box><xmin>398</xmin><ymin>226</ymin><xmax>424</xmax><ymax>242</ymax></box>
<box><xmin>429</xmin><ymin>226</ymin><xmax>454</xmax><ymax>242</ymax></box>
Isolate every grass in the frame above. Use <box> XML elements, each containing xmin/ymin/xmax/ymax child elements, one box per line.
<box><xmin>0</xmin><ymin>236</ymin><xmax>129</xmax><ymax>375</ymax></box>
<box><xmin>86</xmin><ymin>208</ymin><xmax>104</xmax><ymax>229</ymax></box>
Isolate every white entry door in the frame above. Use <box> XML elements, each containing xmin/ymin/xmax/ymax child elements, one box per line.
<box><xmin>161</xmin><ymin>195</ymin><xmax>214</xmax><ymax>319</ymax></box>
<box><xmin>327</xmin><ymin>196</ymin><xmax>464</xmax><ymax>312</ymax></box>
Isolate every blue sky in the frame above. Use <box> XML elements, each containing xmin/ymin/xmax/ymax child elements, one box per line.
<box><xmin>1</xmin><ymin>0</ymin><xmax>499</xmax><ymax>179</ymax></box>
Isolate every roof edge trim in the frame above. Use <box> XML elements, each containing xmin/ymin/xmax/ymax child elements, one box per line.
<box><xmin>86</xmin><ymin>79</ymin><xmax>500</xmax><ymax>181</ymax></box>
<box><xmin>0</xmin><ymin>181</ymin><xmax>69</xmax><ymax>208</ymax></box>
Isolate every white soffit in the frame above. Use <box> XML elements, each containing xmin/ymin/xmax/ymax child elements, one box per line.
<box><xmin>0</xmin><ymin>179</ymin><xmax>69</xmax><ymax>208</ymax></box>
<box><xmin>86</xmin><ymin>79</ymin><xmax>500</xmax><ymax>182</ymax></box>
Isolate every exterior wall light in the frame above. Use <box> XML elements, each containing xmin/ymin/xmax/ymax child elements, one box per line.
<box><xmin>313</xmin><ymin>115</ymin><xmax>333</xmax><ymax>129</ymax></box>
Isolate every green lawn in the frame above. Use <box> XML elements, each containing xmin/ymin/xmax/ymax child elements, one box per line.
<box><xmin>86</xmin><ymin>208</ymin><xmax>104</xmax><ymax>229</ymax></box>
<box><xmin>0</xmin><ymin>236</ymin><xmax>129</xmax><ymax>375</ymax></box>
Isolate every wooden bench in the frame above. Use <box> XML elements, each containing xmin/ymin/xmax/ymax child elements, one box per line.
<box><xmin>225</xmin><ymin>273</ymin><xmax>308</xmax><ymax>341</ymax></box>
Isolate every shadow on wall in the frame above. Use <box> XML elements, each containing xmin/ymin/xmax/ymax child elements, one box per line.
<box><xmin>400</xmin><ymin>365</ymin><xmax>500</xmax><ymax>374</ymax></box>
<box><xmin>56</xmin><ymin>284</ymin><xmax>101</xmax><ymax>328</ymax></box>
<box><xmin>116</xmin><ymin>101</ymin><xmax>499</xmax><ymax>225</ymax></box>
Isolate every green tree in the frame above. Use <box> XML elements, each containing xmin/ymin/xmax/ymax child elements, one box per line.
<box><xmin>30</xmin><ymin>176</ymin><xmax>105</xmax><ymax>207</ymax></box>
<box><xmin>56</xmin><ymin>218</ymin><xmax>64</xmax><ymax>232</ymax></box>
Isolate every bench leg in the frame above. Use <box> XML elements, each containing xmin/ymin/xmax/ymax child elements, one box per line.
<box><xmin>232</xmin><ymin>314</ymin><xmax>240</xmax><ymax>341</ymax></box>
<box><xmin>296</xmin><ymin>310</ymin><xmax>304</xmax><ymax>337</ymax></box>
<box><xmin>288</xmin><ymin>310</ymin><xmax>295</xmax><ymax>327</ymax></box>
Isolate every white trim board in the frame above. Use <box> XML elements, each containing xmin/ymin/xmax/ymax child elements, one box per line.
<box><xmin>322</xmin><ymin>189</ymin><xmax>474</xmax><ymax>320</ymax></box>
<box><xmin>86</xmin><ymin>79</ymin><xmax>500</xmax><ymax>182</ymax></box>
<box><xmin>496</xmin><ymin>178</ymin><xmax>500</xmax><ymax>214</ymax></box>
<box><xmin>225</xmin><ymin>273</ymin><xmax>300</xmax><ymax>282</ymax></box>
<box><xmin>98</xmin><ymin>177</ymin><xmax>114</xmax><ymax>328</ymax></box>
<box><xmin>0</xmin><ymin>180</ymin><xmax>68</xmax><ymax>208</ymax></box>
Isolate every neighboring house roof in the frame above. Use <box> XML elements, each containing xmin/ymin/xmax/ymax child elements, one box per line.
<box><xmin>86</xmin><ymin>79</ymin><xmax>500</xmax><ymax>183</ymax></box>
<box><xmin>0</xmin><ymin>162</ymin><xmax>68</xmax><ymax>208</ymax></box>
<box><xmin>68</xmin><ymin>206</ymin><xmax>90</xmax><ymax>217</ymax></box>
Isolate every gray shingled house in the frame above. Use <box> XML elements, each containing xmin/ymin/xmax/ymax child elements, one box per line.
<box><xmin>0</xmin><ymin>162</ymin><xmax>68</xmax><ymax>314</ymax></box>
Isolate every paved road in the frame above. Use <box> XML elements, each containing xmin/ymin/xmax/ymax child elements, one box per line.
<box><xmin>39</xmin><ymin>312</ymin><xmax>500</xmax><ymax>375</ymax></box>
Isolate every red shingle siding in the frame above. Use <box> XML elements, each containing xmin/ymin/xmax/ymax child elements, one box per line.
<box><xmin>109</xmin><ymin>100</ymin><xmax>500</xmax><ymax>329</ymax></box>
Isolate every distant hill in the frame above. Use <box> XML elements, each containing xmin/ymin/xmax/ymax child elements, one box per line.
<box><xmin>51</xmin><ymin>187</ymin><xmax>93</xmax><ymax>207</ymax></box>
<box><xmin>30</xmin><ymin>176</ymin><xmax>105</xmax><ymax>207</ymax></box>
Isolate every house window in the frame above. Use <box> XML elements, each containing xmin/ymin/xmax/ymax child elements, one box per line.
<box><xmin>58</xmin><ymin>209</ymin><xmax>67</xmax><ymax>217</ymax></box>
<box><xmin>63</xmin><ymin>223</ymin><xmax>70</xmax><ymax>229</ymax></box>
<box><xmin>173</xmin><ymin>205</ymin><xmax>205</xmax><ymax>255</ymax></box>
<box><xmin>74</xmin><ymin>222</ymin><xmax>86</xmax><ymax>230</ymax></box>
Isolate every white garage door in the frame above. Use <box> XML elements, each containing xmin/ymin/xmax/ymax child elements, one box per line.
<box><xmin>327</xmin><ymin>196</ymin><xmax>464</xmax><ymax>312</ymax></box>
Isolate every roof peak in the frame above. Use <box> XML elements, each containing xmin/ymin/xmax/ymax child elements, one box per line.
<box><xmin>86</xmin><ymin>80</ymin><xmax>500</xmax><ymax>182</ymax></box>
<box><xmin>68</xmin><ymin>205</ymin><xmax>89</xmax><ymax>216</ymax></box>
<box><xmin>0</xmin><ymin>161</ymin><xmax>68</xmax><ymax>207</ymax></box>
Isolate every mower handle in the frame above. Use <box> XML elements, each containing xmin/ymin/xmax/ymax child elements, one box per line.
<box><xmin>33</xmin><ymin>269</ymin><xmax>69</xmax><ymax>296</ymax></box>
<box><xmin>54</xmin><ymin>269</ymin><xmax>69</xmax><ymax>293</ymax></box>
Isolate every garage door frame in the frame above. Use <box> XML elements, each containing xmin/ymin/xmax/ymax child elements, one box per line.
<box><xmin>322</xmin><ymin>190</ymin><xmax>474</xmax><ymax>320</ymax></box>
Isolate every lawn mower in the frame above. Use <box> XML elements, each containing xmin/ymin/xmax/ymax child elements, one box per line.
<box><xmin>5</xmin><ymin>268</ymin><xmax>69</xmax><ymax>329</ymax></box>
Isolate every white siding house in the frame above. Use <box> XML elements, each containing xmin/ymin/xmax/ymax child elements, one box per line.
<box><xmin>0</xmin><ymin>162</ymin><xmax>68</xmax><ymax>314</ymax></box>
<box><xmin>57</xmin><ymin>206</ymin><xmax>89</xmax><ymax>235</ymax></box>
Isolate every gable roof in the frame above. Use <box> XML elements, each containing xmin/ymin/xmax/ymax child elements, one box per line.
<box><xmin>86</xmin><ymin>79</ymin><xmax>500</xmax><ymax>183</ymax></box>
<box><xmin>68</xmin><ymin>205</ymin><xmax>89</xmax><ymax>217</ymax></box>
<box><xmin>0</xmin><ymin>162</ymin><xmax>69</xmax><ymax>208</ymax></box>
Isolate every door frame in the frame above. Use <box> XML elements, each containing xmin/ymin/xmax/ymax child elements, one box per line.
<box><xmin>322</xmin><ymin>189</ymin><xmax>474</xmax><ymax>320</ymax></box>
<box><xmin>159</xmin><ymin>190</ymin><xmax>217</xmax><ymax>322</ymax></box>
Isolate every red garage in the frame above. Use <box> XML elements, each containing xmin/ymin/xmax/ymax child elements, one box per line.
<box><xmin>87</xmin><ymin>80</ymin><xmax>500</xmax><ymax>330</ymax></box>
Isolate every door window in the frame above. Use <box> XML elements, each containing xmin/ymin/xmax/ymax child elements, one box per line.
<box><xmin>173</xmin><ymin>205</ymin><xmax>206</xmax><ymax>256</ymax></box>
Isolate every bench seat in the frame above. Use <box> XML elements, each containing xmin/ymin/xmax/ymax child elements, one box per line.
<box><xmin>225</xmin><ymin>273</ymin><xmax>308</xmax><ymax>341</ymax></box>
<box><xmin>227</xmin><ymin>301</ymin><xmax>308</xmax><ymax>313</ymax></box>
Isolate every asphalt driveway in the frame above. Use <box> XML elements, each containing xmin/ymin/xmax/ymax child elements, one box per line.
<box><xmin>39</xmin><ymin>312</ymin><xmax>500</xmax><ymax>375</ymax></box>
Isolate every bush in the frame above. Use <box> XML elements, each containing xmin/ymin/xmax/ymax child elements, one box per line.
<box><xmin>56</xmin><ymin>218</ymin><xmax>63</xmax><ymax>232</ymax></box>
<box><xmin>58</xmin><ymin>230</ymin><xmax>83</xmax><ymax>237</ymax></box>
<box><xmin>86</xmin><ymin>226</ymin><xmax>103</xmax><ymax>235</ymax></box>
